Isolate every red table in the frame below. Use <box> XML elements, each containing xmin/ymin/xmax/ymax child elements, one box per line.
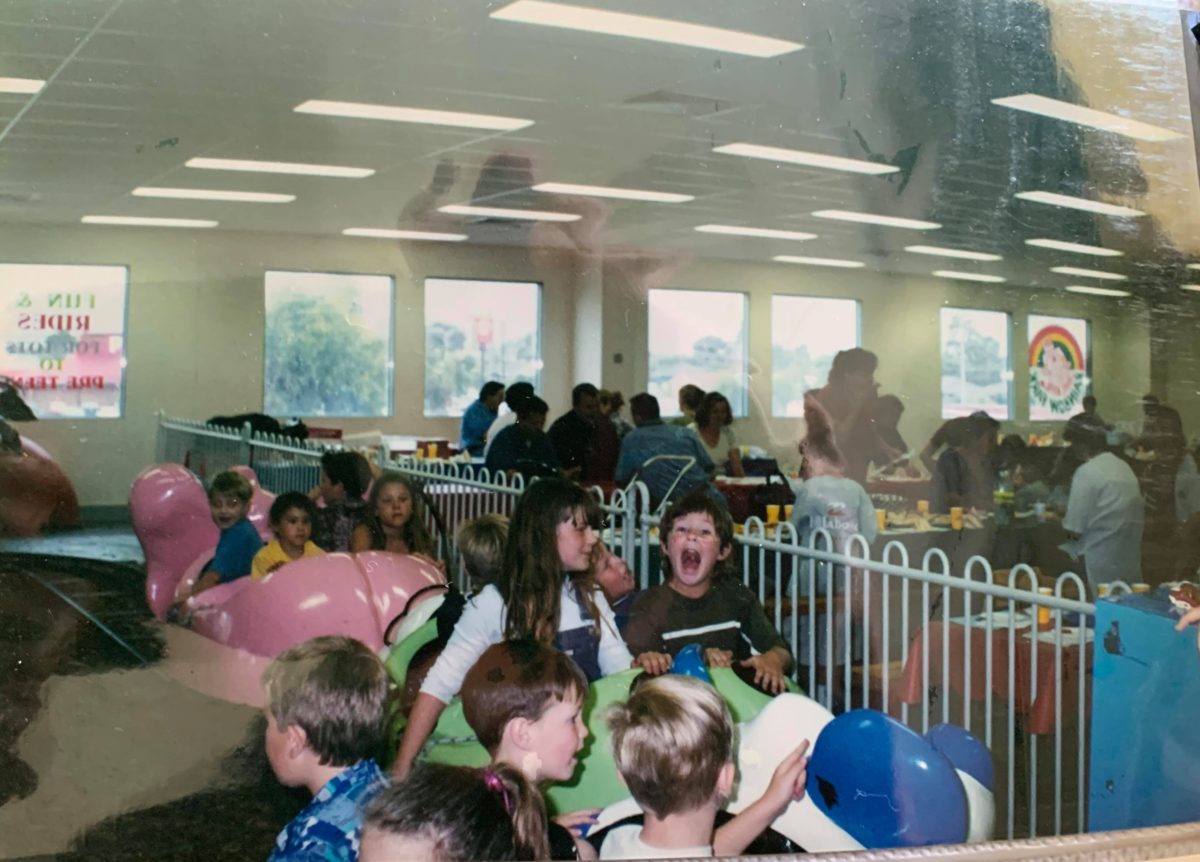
<box><xmin>896</xmin><ymin>619</ymin><xmax>1092</xmax><ymax>734</ymax></box>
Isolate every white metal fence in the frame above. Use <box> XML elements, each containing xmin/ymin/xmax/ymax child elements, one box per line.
<box><xmin>156</xmin><ymin>414</ymin><xmax>1099</xmax><ymax>841</ymax></box>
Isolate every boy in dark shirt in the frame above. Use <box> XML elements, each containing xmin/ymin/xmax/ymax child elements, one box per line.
<box><xmin>624</xmin><ymin>490</ymin><xmax>792</xmax><ymax>693</ymax></box>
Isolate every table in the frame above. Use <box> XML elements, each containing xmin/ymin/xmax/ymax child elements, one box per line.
<box><xmin>896</xmin><ymin>616</ymin><xmax>1093</xmax><ymax>734</ymax></box>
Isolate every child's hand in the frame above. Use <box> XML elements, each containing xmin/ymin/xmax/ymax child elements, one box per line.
<box><xmin>759</xmin><ymin>741</ymin><xmax>810</xmax><ymax>816</ymax></box>
<box><xmin>555</xmin><ymin>808</ymin><xmax>601</xmax><ymax>839</ymax></box>
<box><xmin>704</xmin><ymin>647</ymin><xmax>734</xmax><ymax>668</ymax></box>
<box><xmin>741</xmin><ymin>652</ymin><xmax>788</xmax><ymax>694</ymax></box>
<box><xmin>1176</xmin><ymin>607</ymin><xmax>1200</xmax><ymax>654</ymax></box>
<box><xmin>633</xmin><ymin>652</ymin><xmax>671</xmax><ymax>675</ymax></box>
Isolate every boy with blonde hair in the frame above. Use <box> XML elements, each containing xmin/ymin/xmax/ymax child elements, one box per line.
<box><xmin>262</xmin><ymin>636</ymin><xmax>390</xmax><ymax>862</ymax></box>
<box><xmin>455</xmin><ymin>513</ymin><xmax>508</xmax><ymax>594</ymax></box>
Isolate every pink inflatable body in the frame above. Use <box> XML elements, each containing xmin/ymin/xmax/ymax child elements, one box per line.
<box><xmin>130</xmin><ymin>463</ymin><xmax>448</xmax><ymax>659</ymax></box>
<box><xmin>0</xmin><ymin>435</ymin><xmax>80</xmax><ymax>536</ymax></box>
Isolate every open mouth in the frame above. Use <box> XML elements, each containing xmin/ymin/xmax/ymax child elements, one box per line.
<box><xmin>680</xmin><ymin>548</ymin><xmax>702</xmax><ymax>572</ymax></box>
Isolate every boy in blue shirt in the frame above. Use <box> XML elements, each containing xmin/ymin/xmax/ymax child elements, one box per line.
<box><xmin>189</xmin><ymin>470</ymin><xmax>262</xmax><ymax>598</ymax></box>
<box><xmin>263</xmin><ymin>636</ymin><xmax>389</xmax><ymax>862</ymax></box>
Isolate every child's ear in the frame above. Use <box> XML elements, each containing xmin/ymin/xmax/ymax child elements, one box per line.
<box><xmin>716</xmin><ymin>542</ymin><xmax>733</xmax><ymax>562</ymax></box>
<box><xmin>506</xmin><ymin>717</ymin><xmax>534</xmax><ymax>750</ymax></box>
<box><xmin>716</xmin><ymin>761</ymin><xmax>736</xmax><ymax>799</ymax></box>
<box><xmin>285</xmin><ymin>724</ymin><xmax>309</xmax><ymax>759</ymax></box>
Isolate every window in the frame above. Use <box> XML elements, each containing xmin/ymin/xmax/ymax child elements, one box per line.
<box><xmin>0</xmin><ymin>264</ymin><xmax>128</xmax><ymax>418</ymax></box>
<box><xmin>940</xmin><ymin>307</ymin><xmax>1011</xmax><ymax>420</ymax></box>
<box><xmin>263</xmin><ymin>271</ymin><xmax>393</xmax><ymax>417</ymax></box>
<box><xmin>648</xmin><ymin>289</ymin><xmax>748</xmax><ymax>417</ymax></box>
<box><xmin>1028</xmin><ymin>315</ymin><xmax>1089</xmax><ymax>421</ymax></box>
<box><xmin>771</xmin><ymin>296</ymin><xmax>860</xmax><ymax>417</ymax></box>
<box><xmin>423</xmin><ymin>278</ymin><xmax>541</xmax><ymax>417</ymax></box>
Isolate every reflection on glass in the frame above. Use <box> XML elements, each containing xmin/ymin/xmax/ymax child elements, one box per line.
<box><xmin>940</xmin><ymin>307</ymin><xmax>1011</xmax><ymax>419</ymax></box>
<box><xmin>771</xmin><ymin>296</ymin><xmax>860</xmax><ymax>417</ymax></box>
<box><xmin>648</xmin><ymin>289</ymin><xmax>748</xmax><ymax>417</ymax></box>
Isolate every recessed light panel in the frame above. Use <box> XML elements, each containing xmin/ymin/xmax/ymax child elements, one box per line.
<box><xmin>133</xmin><ymin>187</ymin><xmax>295</xmax><ymax>203</ymax></box>
<box><xmin>1014</xmin><ymin>191</ymin><xmax>1144</xmax><ymax>218</ymax></box>
<box><xmin>532</xmin><ymin>182</ymin><xmax>692</xmax><ymax>202</ymax></box>
<box><xmin>774</xmin><ymin>255</ymin><xmax>864</xmax><ymax>269</ymax></box>
<box><xmin>0</xmin><ymin>77</ymin><xmax>44</xmax><ymax>94</ymax></box>
<box><xmin>813</xmin><ymin>210</ymin><xmax>940</xmax><ymax>230</ymax></box>
<box><xmin>1182</xmin><ymin>284</ymin><xmax>1200</xmax><ymax>293</ymax></box>
<box><xmin>82</xmin><ymin>215</ymin><xmax>218</xmax><ymax>228</ymax></box>
<box><xmin>695</xmin><ymin>224</ymin><xmax>816</xmax><ymax>241</ymax></box>
<box><xmin>933</xmin><ymin>270</ymin><xmax>1006</xmax><ymax>283</ymax></box>
<box><xmin>295</xmin><ymin>100</ymin><xmax>533</xmax><ymax>131</ymax></box>
<box><xmin>1026</xmin><ymin>238</ymin><xmax>1123</xmax><ymax>257</ymax></box>
<box><xmin>343</xmin><ymin>228</ymin><xmax>468</xmax><ymax>241</ymax></box>
<box><xmin>490</xmin><ymin>1</ymin><xmax>803</xmax><ymax>57</ymax></box>
<box><xmin>1065</xmin><ymin>284</ymin><xmax>1131</xmax><ymax>297</ymax></box>
<box><xmin>1189</xmin><ymin>264</ymin><xmax>1200</xmax><ymax>271</ymax></box>
<box><xmin>905</xmin><ymin>245</ymin><xmax>1002</xmax><ymax>262</ymax></box>
<box><xmin>713</xmin><ymin>143</ymin><xmax>898</xmax><ymax>175</ymax></box>
<box><xmin>992</xmin><ymin>94</ymin><xmax>1185</xmax><ymax>142</ymax></box>
<box><xmin>439</xmin><ymin>204</ymin><xmax>580</xmax><ymax>222</ymax></box>
<box><xmin>186</xmin><ymin>157</ymin><xmax>374</xmax><ymax>178</ymax></box>
<box><xmin>1049</xmin><ymin>266</ymin><xmax>1126</xmax><ymax>281</ymax></box>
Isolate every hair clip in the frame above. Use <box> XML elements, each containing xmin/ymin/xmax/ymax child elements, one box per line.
<box><xmin>482</xmin><ymin>767</ymin><xmax>513</xmax><ymax>815</ymax></box>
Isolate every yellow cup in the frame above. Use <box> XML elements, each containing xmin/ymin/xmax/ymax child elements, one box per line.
<box><xmin>765</xmin><ymin>504</ymin><xmax>780</xmax><ymax>524</ymax></box>
<box><xmin>427</xmin><ymin>442</ymin><xmax>439</xmax><ymax>459</ymax></box>
<box><xmin>1097</xmin><ymin>583</ymin><xmax>1111</xmax><ymax>598</ymax></box>
<box><xmin>413</xmin><ymin>448</ymin><xmax>425</xmax><ymax>461</ymax></box>
<box><xmin>784</xmin><ymin>504</ymin><xmax>794</xmax><ymax>521</ymax></box>
<box><xmin>916</xmin><ymin>499</ymin><xmax>930</xmax><ymax>515</ymax></box>
<box><xmin>1037</xmin><ymin>586</ymin><xmax>1053</xmax><ymax>628</ymax></box>
<box><xmin>1133</xmin><ymin>583</ymin><xmax>1151</xmax><ymax>594</ymax></box>
<box><xmin>875</xmin><ymin>509</ymin><xmax>887</xmax><ymax>532</ymax></box>
<box><xmin>950</xmin><ymin>506</ymin><xmax>964</xmax><ymax>530</ymax></box>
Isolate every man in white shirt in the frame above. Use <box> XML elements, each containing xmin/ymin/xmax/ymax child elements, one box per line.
<box><xmin>1062</xmin><ymin>414</ymin><xmax>1144</xmax><ymax>593</ymax></box>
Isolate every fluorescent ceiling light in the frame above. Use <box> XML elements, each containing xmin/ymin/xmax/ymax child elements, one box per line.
<box><xmin>294</xmin><ymin>100</ymin><xmax>533</xmax><ymax>131</ymax></box>
<box><xmin>713</xmin><ymin>142</ymin><xmax>898</xmax><ymax>175</ymax></box>
<box><xmin>695</xmin><ymin>224</ymin><xmax>816</xmax><ymax>241</ymax></box>
<box><xmin>813</xmin><ymin>210</ymin><xmax>940</xmax><ymax>230</ymax></box>
<box><xmin>773</xmin><ymin>255</ymin><xmax>864</xmax><ymax>269</ymax></box>
<box><xmin>1026</xmin><ymin>238</ymin><xmax>1122</xmax><ymax>257</ymax></box>
<box><xmin>905</xmin><ymin>245</ymin><xmax>1001</xmax><ymax>262</ymax></box>
<box><xmin>490</xmin><ymin>1</ymin><xmax>803</xmax><ymax>57</ymax></box>
<box><xmin>82</xmin><ymin>215</ymin><xmax>217</xmax><ymax>228</ymax></box>
<box><xmin>933</xmin><ymin>270</ymin><xmax>1006</xmax><ymax>283</ymax></box>
<box><xmin>132</xmin><ymin>186</ymin><xmax>295</xmax><ymax>203</ymax></box>
<box><xmin>992</xmin><ymin>94</ymin><xmax>1185</xmax><ymax>142</ymax></box>
<box><xmin>1065</xmin><ymin>284</ymin><xmax>1131</xmax><ymax>298</ymax></box>
<box><xmin>186</xmin><ymin>157</ymin><xmax>374</xmax><ymax>178</ymax></box>
<box><xmin>439</xmin><ymin>204</ymin><xmax>580</xmax><ymax>222</ymax></box>
<box><xmin>1182</xmin><ymin>284</ymin><xmax>1200</xmax><ymax>293</ymax></box>
<box><xmin>1189</xmin><ymin>264</ymin><xmax>1200</xmax><ymax>271</ymax></box>
<box><xmin>0</xmin><ymin>77</ymin><xmax>44</xmax><ymax>94</ymax></box>
<box><xmin>531</xmin><ymin>182</ymin><xmax>692</xmax><ymax>203</ymax></box>
<box><xmin>1014</xmin><ymin>191</ymin><xmax>1144</xmax><ymax>218</ymax></box>
<box><xmin>343</xmin><ymin>228</ymin><xmax>468</xmax><ymax>241</ymax></box>
<box><xmin>1049</xmin><ymin>266</ymin><xmax>1127</xmax><ymax>281</ymax></box>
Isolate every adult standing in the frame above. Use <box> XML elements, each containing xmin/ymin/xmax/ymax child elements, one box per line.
<box><xmin>807</xmin><ymin>348</ymin><xmax>884</xmax><ymax>483</ymax></box>
<box><xmin>548</xmin><ymin>383</ymin><xmax>600</xmax><ymax>480</ymax></box>
<box><xmin>672</xmin><ymin>384</ymin><xmax>704</xmax><ymax>427</ymax></box>
<box><xmin>482</xmin><ymin>381</ymin><xmax>534</xmax><ymax>460</ymax></box>
<box><xmin>1061</xmin><ymin>413</ymin><xmax>1144</xmax><ymax>594</ymax></box>
<box><xmin>459</xmin><ymin>381</ymin><xmax>505</xmax><ymax>458</ymax></box>
<box><xmin>688</xmin><ymin>391</ymin><xmax>744</xmax><ymax>478</ymax></box>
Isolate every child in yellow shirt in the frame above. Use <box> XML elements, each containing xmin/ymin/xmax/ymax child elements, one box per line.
<box><xmin>253</xmin><ymin>492</ymin><xmax>325</xmax><ymax>581</ymax></box>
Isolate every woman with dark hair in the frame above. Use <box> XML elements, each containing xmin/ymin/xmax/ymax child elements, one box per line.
<box><xmin>688</xmin><ymin>391</ymin><xmax>745</xmax><ymax>478</ymax></box>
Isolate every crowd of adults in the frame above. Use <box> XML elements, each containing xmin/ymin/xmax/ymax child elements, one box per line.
<box><xmin>459</xmin><ymin>348</ymin><xmax>1200</xmax><ymax>595</ymax></box>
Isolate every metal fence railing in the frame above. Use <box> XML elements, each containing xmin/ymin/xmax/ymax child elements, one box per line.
<box><xmin>156</xmin><ymin>414</ymin><xmax>1098</xmax><ymax>841</ymax></box>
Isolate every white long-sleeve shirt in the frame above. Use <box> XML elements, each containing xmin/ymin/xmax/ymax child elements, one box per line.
<box><xmin>420</xmin><ymin>578</ymin><xmax>634</xmax><ymax>704</ymax></box>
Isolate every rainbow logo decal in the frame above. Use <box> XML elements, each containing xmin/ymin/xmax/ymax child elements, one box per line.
<box><xmin>1029</xmin><ymin>325</ymin><xmax>1086</xmax><ymax>417</ymax></box>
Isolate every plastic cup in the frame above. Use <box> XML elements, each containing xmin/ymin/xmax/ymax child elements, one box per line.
<box><xmin>1133</xmin><ymin>583</ymin><xmax>1151</xmax><ymax>594</ymax></box>
<box><xmin>765</xmin><ymin>504</ymin><xmax>780</xmax><ymax>524</ymax></box>
<box><xmin>427</xmin><ymin>442</ymin><xmax>439</xmax><ymax>459</ymax></box>
<box><xmin>1034</xmin><ymin>502</ymin><xmax>1046</xmax><ymax>522</ymax></box>
<box><xmin>784</xmin><ymin>504</ymin><xmax>794</xmax><ymax>521</ymax></box>
<box><xmin>916</xmin><ymin>499</ymin><xmax>930</xmax><ymax>516</ymax></box>
<box><xmin>876</xmin><ymin>509</ymin><xmax>887</xmax><ymax>532</ymax></box>
<box><xmin>1097</xmin><ymin>583</ymin><xmax>1111</xmax><ymax>598</ymax></box>
<box><xmin>1037</xmin><ymin>586</ymin><xmax>1053</xmax><ymax>629</ymax></box>
<box><xmin>950</xmin><ymin>506</ymin><xmax>964</xmax><ymax>530</ymax></box>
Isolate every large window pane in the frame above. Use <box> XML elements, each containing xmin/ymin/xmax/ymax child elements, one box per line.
<box><xmin>1028</xmin><ymin>314</ymin><xmax>1090</xmax><ymax>421</ymax></box>
<box><xmin>424</xmin><ymin>278</ymin><xmax>541</xmax><ymax>418</ymax></box>
<box><xmin>940</xmin><ymin>307</ymin><xmax>1011</xmax><ymax>419</ymax></box>
<box><xmin>771</xmin><ymin>296</ymin><xmax>860</xmax><ymax>417</ymax></box>
<box><xmin>264</xmin><ymin>271</ymin><xmax>393</xmax><ymax>417</ymax></box>
<box><xmin>0</xmin><ymin>264</ymin><xmax>128</xmax><ymax>418</ymax></box>
<box><xmin>648</xmin><ymin>289</ymin><xmax>748</xmax><ymax>417</ymax></box>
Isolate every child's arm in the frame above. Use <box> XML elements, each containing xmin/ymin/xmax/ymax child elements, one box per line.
<box><xmin>740</xmin><ymin>647</ymin><xmax>793</xmax><ymax>694</ymax></box>
<box><xmin>190</xmin><ymin>570</ymin><xmax>222</xmax><ymax>596</ymax></box>
<box><xmin>349</xmin><ymin>523</ymin><xmax>373</xmax><ymax>553</ymax></box>
<box><xmin>713</xmin><ymin>741</ymin><xmax>809</xmax><ymax>856</ymax></box>
<box><xmin>393</xmin><ymin>692</ymin><xmax>446</xmax><ymax>779</ymax></box>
